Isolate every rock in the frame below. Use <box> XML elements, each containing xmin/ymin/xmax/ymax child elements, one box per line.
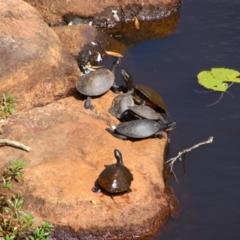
<box><xmin>24</xmin><ymin>0</ymin><xmax>181</xmax><ymax>27</ymax></box>
<box><xmin>0</xmin><ymin>92</ymin><xmax>177</xmax><ymax>239</ymax></box>
<box><xmin>0</xmin><ymin>1</ymin><xmax>178</xmax><ymax>238</ymax></box>
<box><xmin>0</xmin><ymin>0</ymin><xmax>80</xmax><ymax>112</ymax></box>
<box><xmin>52</xmin><ymin>25</ymin><xmax>126</xmax><ymax>66</ymax></box>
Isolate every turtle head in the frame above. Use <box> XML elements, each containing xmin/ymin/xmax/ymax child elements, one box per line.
<box><xmin>166</xmin><ymin>122</ymin><xmax>176</xmax><ymax>131</ymax></box>
<box><xmin>121</xmin><ymin>69</ymin><xmax>135</xmax><ymax>90</ymax></box>
<box><xmin>114</xmin><ymin>149</ymin><xmax>123</xmax><ymax>165</ymax></box>
<box><xmin>111</xmin><ymin>58</ymin><xmax>121</xmax><ymax>73</ymax></box>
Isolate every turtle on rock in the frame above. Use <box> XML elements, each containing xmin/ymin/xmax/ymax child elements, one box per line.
<box><xmin>92</xmin><ymin>149</ymin><xmax>133</xmax><ymax>195</ymax></box>
<box><xmin>106</xmin><ymin>119</ymin><xmax>176</xmax><ymax>140</ymax></box>
<box><xmin>121</xmin><ymin>69</ymin><xmax>167</xmax><ymax>113</ymax></box>
<box><xmin>127</xmin><ymin>105</ymin><xmax>167</xmax><ymax>123</ymax></box>
<box><xmin>76</xmin><ymin>58</ymin><xmax>121</xmax><ymax>110</ymax></box>
<box><xmin>108</xmin><ymin>88</ymin><xmax>134</xmax><ymax>119</ymax></box>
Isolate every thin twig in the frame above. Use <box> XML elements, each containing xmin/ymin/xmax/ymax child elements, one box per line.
<box><xmin>166</xmin><ymin>136</ymin><xmax>214</xmax><ymax>175</ymax></box>
<box><xmin>0</xmin><ymin>139</ymin><xmax>30</xmax><ymax>152</ymax></box>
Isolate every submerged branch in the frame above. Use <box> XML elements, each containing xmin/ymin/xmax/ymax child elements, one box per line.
<box><xmin>166</xmin><ymin>136</ymin><xmax>214</xmax><ymax>178</ymax></box>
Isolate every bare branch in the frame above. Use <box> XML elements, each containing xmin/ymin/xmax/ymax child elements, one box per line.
<box><xmin>0</xmin><ymin>139</ymin><xmax>30</xmax><ymax>152</ymax></box>
<box><xmin>166</xmin><ymin>136</ymin><xmax>214</xmax><ymax>174</ymax></box>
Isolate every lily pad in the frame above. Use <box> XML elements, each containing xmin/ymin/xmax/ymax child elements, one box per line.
<box><xmin>197</xmin><ymin>68</ymin><xmax>240</xmax><ymax>92</ymax></box>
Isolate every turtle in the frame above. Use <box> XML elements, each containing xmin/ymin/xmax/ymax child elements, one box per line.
<box><xmin>121</xmin><ymin>69</ymin><xmax>167</xmax><ymax>113</ymax></box>
<box><xmin>127</xmin><ymin>105</ymin><xmax>167</xmax><ymax>122</ymax></box>
<box><xmin>76</xmin><ymin>58</ymin><xmax>120</xmax><ymax>110</ymax></box>
<box><xmin>92</xmin><ymin>149</ymin><xmax>133</xmax><ymax>194</ymax></box>
<box><xmin>108</xmin><ymin>88</ymin><xmax>134</xmax><ymax>119</ymax></box>
<box><xmin>106</xmin><ymin>119</ymin><xmax>176</xmax><ymax>140</ymax></box>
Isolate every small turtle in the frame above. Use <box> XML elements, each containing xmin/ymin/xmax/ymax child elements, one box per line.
<box><xmin>127</xmin><ymin>105</ymin><xmax>167</xmax><ymax>123</ymax></box>
<box><xmin>107</xmin><ymin>119</ymin><xmax>176</xmax><ymax>140</ymax></box>
<box><xmin>92</xmin><ymin>149</ymin><xmax>133</xmax><ymax>194</ymax></box>
<box><xmin>76</xmin><ymin>58</ymin><xmax>120</xmax><ymax>110</ymax></box>
<box><xmin>108</xmin><ymin>89</ymin><xmax>134</xmax><ymax>119</ymax></box>
<box><xmin>121</xmin><ymin>69</ymin><xmax>167</xmax><ymax>113</ymax></box>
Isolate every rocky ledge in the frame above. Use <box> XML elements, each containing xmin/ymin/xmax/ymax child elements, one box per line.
<box><xmin>25</xmin><ymin>0</ymin><xmax>181</xmax><ymax>27</ymax></box>
<box><xmin>1</xmin><ymin>94</ymin><xmax>177</xmax><ymax>239</ymax></box>
<box><xmin>0</xmin><ymin>0</ymin><xmax>179</xmax><ymax>239</ymax></box>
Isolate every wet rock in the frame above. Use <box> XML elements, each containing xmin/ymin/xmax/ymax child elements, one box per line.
<box><xmin>104</xmin><ymin>12</ymin><xmax>180</xmax><ymax>48</ymax></box>
<box><xmin>0</xmin><ymin>0</ymin><xmax>80</xmax><ymax>112</ymax></box>
<box><xmin>53</xmin><ymin>25</ymin><xmax>126</xmax><ymax>66</ymax></box>
<box><xmin>0</xmin><ymin>93</ymin><xmax>177</xmax><ymax>239</ymax></box>
<box><xmin>24</xmin><ymin>0</ymin><xmax>181</xmax><ymax>27</ymax></box>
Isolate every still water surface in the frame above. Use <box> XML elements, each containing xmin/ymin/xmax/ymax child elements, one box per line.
<box><xmin>112</xmin><ymin>0</ymin><xmax>240</xmax><ymax>239</ymax></box>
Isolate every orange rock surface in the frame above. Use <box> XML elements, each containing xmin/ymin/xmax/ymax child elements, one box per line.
<box><xmin>1</xmin><ymin>93</ymin><xmax>176</xmax><ymax>239</ymax></box>
<box><xmin>0</xmin><ymin>0</ymin><xmax>178</xmax><ymax>238</ymax></box>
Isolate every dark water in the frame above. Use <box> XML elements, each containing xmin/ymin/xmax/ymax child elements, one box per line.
<box><xmin>111</xmin><ymin>0</ymin><xmax>240</xmax><ymax>239</ymax></box>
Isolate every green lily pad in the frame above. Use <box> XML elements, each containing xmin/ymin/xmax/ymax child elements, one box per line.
<box><xmin>197</xmin><ymin>68</ymin><xmax>240</xmax><ymax>92</ymax></box>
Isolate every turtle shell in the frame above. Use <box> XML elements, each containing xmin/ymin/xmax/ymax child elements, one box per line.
<box><xmin>97</xmin><ymin>163</ymin><xmax>133</xmax><ymax>193</ymax></box>
<box><xmin>128</xmin><ymin>105</ymin><xmax>165</xmax><ymax>121</ymax></box>
<box><xmin>134</xmin><ymin>84</ymin><xmax>167</xmax><ymax>112</ymax></box>
<box><xmin>116</xmin><ymin>119</ymin><xmax>161</xmax><ymax>138</ymax></box>
<box><xmin>76</xmin><ymin>68</ymin><xmax>114</xmax><ymax>96</ymax></box>
<box><xmin>121</xmin><ymin>69</ymin><xmax>167</xmax><ymax>112</ymax></box>
<box><xmin>109</xmin><ymin>93</ymin><xmax>134</xmax><ymax>119</ymax></box>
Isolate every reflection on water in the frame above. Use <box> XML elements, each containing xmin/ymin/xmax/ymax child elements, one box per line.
<box><xmin>109</xmin><ymin>0</ymin><xmax>240</xmax><ymax>239</ymax></box>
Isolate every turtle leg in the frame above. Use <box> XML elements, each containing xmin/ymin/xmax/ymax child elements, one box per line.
<box><xmin>84</xmin><ymin>96</ymin><xmax>94</xmax><ymax>110</ymax></box>
<box><xmin>111</xmin><ymin>83</ymin><xmax>129</xmax><ymax>93</ymax></box>
<box><xmin>153</xmin><ymin>131</ymin><xmax>164</xmax><ymax>139</ymax></box>
<box><xmin>140</xmin><ymin>99</ymin><xmax>146</xmax><ymax>105</ymax></box>
<box><xmin>91</xmin><ymin>185</ymin><xmax>101</xmax><ymax>193</ymax></box>
<box><xmin>111</xmin><ymin>82</ymin><xmax>121</xmax><ymax>93</ymax></box>
<box><xmin>106</xmin><ymin>128</ymin><xmax>128</xmax><ymax>140</ymax></box>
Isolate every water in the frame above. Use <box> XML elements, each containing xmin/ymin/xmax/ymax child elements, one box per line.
<box><xmin>112</xmin><ymin>0</ymin><xmax>240</xmax><ymax>239</ymax></box>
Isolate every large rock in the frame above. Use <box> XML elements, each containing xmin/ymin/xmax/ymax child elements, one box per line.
<box><xmin>0</xmin><ymin>0</ymin><xmax>177</xmax><ymax>238</ymax></box>
<box><xmin>24</xmin><ymin>0</ymin><xmax>181</xmax><ymax>27</ymax></box>
<box><xmin>0</xmin><ymin>92</ymin><xmax>177</xmax><ymax>239</ymax></box>
<box><xmin>0</xmin><ymin>0</ymin><xmax>80</xmax><ymax>112</ymax></box>
<box><xmin>52</xmin><ymin>13</ymin><xmax>180</xmax><ymax>63</ymax></box>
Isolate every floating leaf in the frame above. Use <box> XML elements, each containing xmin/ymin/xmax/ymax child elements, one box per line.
<box><xmin>105</xmin><ymin>51</ymin><xmax>123</xmax><ymax>58</ymax></box>
<box><xmin>197</xmin><ymin>68</ymin><xmax>240</xmax><ymax>92</ymax></box>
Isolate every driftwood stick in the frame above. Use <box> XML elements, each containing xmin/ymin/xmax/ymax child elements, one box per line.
<box><xmin>0</xmin><ymin>139</ymin><xmax>30</xmax><ymax>152</ymax></box>
<box><xmin>166</xmin><ymin>136</ymin><xmax>214</xmax><ymax>175</ymax></box>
